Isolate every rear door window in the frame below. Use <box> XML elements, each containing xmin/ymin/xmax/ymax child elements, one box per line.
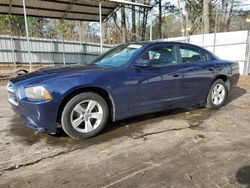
<box><xmin>179</xmin><ymin>46</ymin><xmax>209</xmax><ymax>63</ymax></box>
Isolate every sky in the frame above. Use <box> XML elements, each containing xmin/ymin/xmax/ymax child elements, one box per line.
<box><xmin>237</xmin><ymin>0</ymin><xmax>250</xmax><ymax>10</ymax></box>
<box><xmin>167</xmin><ymin>0</ymin><xmax>250</xmax><ymax>11</ymax></box>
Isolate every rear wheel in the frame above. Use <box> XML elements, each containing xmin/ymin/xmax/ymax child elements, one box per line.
<box><xmin>206</xmin><ymin>79</ymin><xmax>228</xmax><ymax>109</ymax></box>
<box><xmin>61</xmin><ymin>92</ymin><xmax>109</xmax><ymax>138</ymax></box>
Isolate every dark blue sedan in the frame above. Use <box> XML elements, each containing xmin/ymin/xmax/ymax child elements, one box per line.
<box><xmin>7</xmin><ymin>42</ymin><xmax>239</xmax><ymax>138</ymax></box>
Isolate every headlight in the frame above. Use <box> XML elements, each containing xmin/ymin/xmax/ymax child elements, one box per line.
<box><xmin>24</xmin><ymin>86</ymin><xmax>53</xmax><ymax>100</ymax></box>
<box><xmin>7</xmin><ymin>82</ymin><xmax>16</xmax><ymax>93</ymax></box>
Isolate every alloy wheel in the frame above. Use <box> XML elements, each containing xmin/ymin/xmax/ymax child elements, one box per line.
<box><xmin>70</xmin><ymin>100</ymin><xmax>103</xmax><ymax>133</ymax></box>
<box><xmin>211</xmin><ymin>84</ymin><xmax>226</xmax><ymax>105</ymax></box>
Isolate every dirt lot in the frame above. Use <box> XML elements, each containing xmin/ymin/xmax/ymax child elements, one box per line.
<box><xmin>0</xmin><ymin>77</ymin><xmax>250</xmax><ymax>188</ymax></box>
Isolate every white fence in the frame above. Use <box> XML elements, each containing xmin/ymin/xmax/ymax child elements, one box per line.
<box><xmin>0</xmin><ymin>35</ymin><xmax>111</xmax><ymax>65</ymax></box>
<box><xmin>0</xmin><ymin>31</ymin><xmax>249</xmax><ymax>75</ymax></box>
<box><xmin>163</xmin><ymin>30</ymin><xmax>249</xmax><ymax>75</ymax></box>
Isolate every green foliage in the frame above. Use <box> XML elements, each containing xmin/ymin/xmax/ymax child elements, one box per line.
<box><xmin>0</xmin><ymin>15</ymin><xmax>10</xmax><ymax>33</ymax></box>
<box><xmin>28</xmin><ymin>17</ymin><xmax>44</xmax><ymax>37</ymax></box>
<box><xmin>185</xmin><ymin>0</ymin><xmax>203</xmax><ymax>34</ymax></box>
<box><xmin>0</xmin><ymin>15</ymin><xmax>25</xmax><ymax>36</ymax></box>
<box><xmin>56</xmin><ymin>20</ymin><xmax>78</xmax><ymax>40</ymax></box>
<box><xmin>162</xmin><ymin>14</ymin><xmax>182</xmax><ymax>37</ymax></box>
<box><xmin>148</xmin><ymin>14</ymin><xmax>182</xmax><ymax>40</ymax></box>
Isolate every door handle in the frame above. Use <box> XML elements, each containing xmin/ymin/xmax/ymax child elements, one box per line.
<box><xmin>209</xmin><ymin>67</ymin><xmax>215</xmax><ymax>71</ymax></box>
<box><xmin>173</xmin><ymin>73</ymin><xmax>180</xmax><ymax>77</ymax></box>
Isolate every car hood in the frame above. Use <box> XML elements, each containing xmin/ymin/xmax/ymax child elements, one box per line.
<box><xmin>10</xmin><ymin>64</ymin><xmax>105</xmax><ymax>84</ymax></box>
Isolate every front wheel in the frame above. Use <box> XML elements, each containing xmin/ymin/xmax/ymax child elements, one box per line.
<box><xmin>61</xmin><ymin>92</ymin><xmax>109</xmax><ymax>138</ymax></box>
<box><xmin>206</xmin><ymin>79</ymin><xmax>228</xmax><ymax>109</ymax></box>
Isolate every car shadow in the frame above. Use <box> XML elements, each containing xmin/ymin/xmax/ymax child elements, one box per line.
<box><xmin>9</xmin><ymin>106</ymin><xmax>208</xmax><ymax>147</ymax></box>
<box><xmin>236</xmin><ymin>165</ymin><xmax>250</xmax><ymax>188</ymax></box>
<box><xmin>34</xmin><ymin>108</ymin><xmax>194</xmax><ymax>138</ymax></box>
<box><xmin>8</xmin><ymin>86</ymin><xmax>247</xmax><ymax>146</ymax></box>
<box><xmin>53</xmin><ymin>108</ymin><xmax>192</xmax><ymax>140</ymax></box>
<box><xmin>104</xmin><ymin>106</ymin><xmax>206</xmax><ymax>133</ymax></box>
<box><xmin>104</xmin><ymin>86</ymin><xmax>247</xmax><ymax>134</ymax></box>
<box><xmin>226</xmin><ymin>86</ymin><xmax>247</xmax><ymax>105</ymax></box>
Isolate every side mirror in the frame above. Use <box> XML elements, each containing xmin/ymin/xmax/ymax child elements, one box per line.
<box><xmin>134</xmin><ymin>59</ymin><xmax>152</xmax><ymax>68</ymax></box>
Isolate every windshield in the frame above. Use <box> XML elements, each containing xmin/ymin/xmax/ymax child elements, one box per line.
<box><xmin>92</xmin><ymin>44</ymin><xmax>143</xmax><ymax>67</ymax></box>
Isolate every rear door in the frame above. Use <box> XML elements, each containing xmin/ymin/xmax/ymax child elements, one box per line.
<box><xmin>176</xmin><ymin>45</ymin><xmax>215</xmax><ymax>103</ymax></box>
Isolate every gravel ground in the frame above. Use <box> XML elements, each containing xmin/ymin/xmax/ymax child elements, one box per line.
<box><xmin>0</xmin><ymin>77</ymin><xmax>250</xmax><ymax>188</ymax></box>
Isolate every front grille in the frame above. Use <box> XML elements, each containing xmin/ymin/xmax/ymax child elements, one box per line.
<box><xmin>7</xmin><ymin>82</ymin><xmax>19</xmax><ymax>106</ymax></box>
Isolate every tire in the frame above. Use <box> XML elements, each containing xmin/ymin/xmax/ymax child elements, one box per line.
<box><xmin>11</xmin><ymin>69</ymin><xmax>29</xmax><ymax>78</ymax></box>
<box><xmin>61</xmin><ymin>92</ymin><xmax>109</xmax><ymax>138</ymax></box>
<box><xmin>206</xmin><ymin>79</ymin><xmax>228</xmax><ymax>109</ymax></box>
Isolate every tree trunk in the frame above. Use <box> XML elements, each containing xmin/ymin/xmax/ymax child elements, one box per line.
<box><xmin>121</xmin><ymin>5</ymin><xmax>127</xmax><ymax>43</ymax></box>
<box><xmin>158</xmin><ymin>0</ymin><xmax>162</xmax><ymax>38</ymax></box>
<box><xmin>103</xmin><ymin>21</ymin><xmax>108</xmax><ymax>44</ymax></box>
<box><xmin>203</xmin><ymin>0</ymin><xmax>210</xmax><ymax>33</ymax></box>
<box><xmin>141</xmin><ymin>8</ymin><xmax>148</xmax><ymax>41</ymax></box>
<box><xmin>225</xmin><ymin>0</ymin><xmax>234</xmax><ymax>31</ymax></box>
<box><xmin>131</xmin><ymin>0</ymin><xmax>136</xmax><ymax>42</ymax></box>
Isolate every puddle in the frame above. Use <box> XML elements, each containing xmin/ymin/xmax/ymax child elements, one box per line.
<box><xmin>183</xmin><ymin>107</ymin><xmax>216</xmax><ymax>129</ymax></box>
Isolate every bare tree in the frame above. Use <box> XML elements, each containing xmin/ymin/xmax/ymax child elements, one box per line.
<box><xmin>219</xmin><ymin>0</ymin><xmax>236</xmax><ymax>31</ymax></box>
<box><xmin>203</xmin><ymin>0</ymin><xmax>210</xmax><ymax>33</ymax></box>
<box><xmin>111</xmin><ymin>11</ymin><xmax>122</xmax><ymax>43</ymax></box>
<box><xmin>131</xmin><ymin>0</ymin><xmax>136</xmax><ymax>42</ymax></box>
<box><xmin>103</xmin><ymin>21</ymin><xmax>109</xmax><ymax>44</ymax></box>
<box><xmin>141</xmin><ymin>7</ymin><xmax>149</xmax><ymax>41</ymax></box>
<box><xmin>158</xmin><ymin>0</ymin><xmax>162</xmax><ymax>38</ymax></box>
<box><xmin>225</xmin><ymin>0</ymin><xmax>235</xmax><ymax>31</ymax></box>
<box><xmin>121</xmin><ymin>5</ymin><xmax>127</xmax><ymax>42</ymax></box>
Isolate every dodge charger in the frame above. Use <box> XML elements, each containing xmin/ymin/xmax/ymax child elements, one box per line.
<box><xmin>7</xmin><ymin>42</ymin><xmax>240</xmax><ymax>138</ymax></box>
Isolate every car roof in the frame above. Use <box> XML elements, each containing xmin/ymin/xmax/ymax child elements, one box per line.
<box><xmin>129</xmin><ymin>41</ymin><xmax>201</xmax><ymax>48</ymax></box>
<box><xmin>127</xmin><ymin>41</ymin><xmax>214</xmax><ymax>56</ymax></box>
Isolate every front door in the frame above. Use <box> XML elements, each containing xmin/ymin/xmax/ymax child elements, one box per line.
<box><xmin>128</xmin><ymin>44</ymin><xmax>184</xmax><ymax>112</ymax></box>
